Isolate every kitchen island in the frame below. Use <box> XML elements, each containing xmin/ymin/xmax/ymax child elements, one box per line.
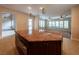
<box><xmin>15</xmin><ymin>30</ymin><xmax>63</xmax><ymax>55</ymax></box>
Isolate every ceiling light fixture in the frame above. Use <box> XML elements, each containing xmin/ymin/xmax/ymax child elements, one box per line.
<box><xmin>60</xmin><ymin>15</ymin><xmax>64</xmax><ymax>20</ymax></box>
<box><xmin>27</xmin><ymin>6</ymin><xmax>32</xmax><ymax>14</ymax></box>
<box><xmin>39</xmin><ymin>7</ymin><xmax>47</xmax><ymax>20</ymax></box>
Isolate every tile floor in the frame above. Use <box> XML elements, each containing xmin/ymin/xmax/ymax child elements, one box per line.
<box><xmin>62</xmin><ymin>38</ymin><xmax>79</xmax><ymax>55</ymax></box>
<box><xmin>0</xmin><ymin>35</ymin><xmax>18</xmax><ymax>55</ymax></box>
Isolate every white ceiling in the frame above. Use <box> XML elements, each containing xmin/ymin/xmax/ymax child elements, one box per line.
<box><xmin>0</xmin><ymin>4</ymin><xmax>77</xmax><ymax>17</ymax></box>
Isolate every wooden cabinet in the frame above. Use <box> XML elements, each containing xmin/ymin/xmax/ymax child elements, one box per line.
<box><xmin>27</xmin><ymin>41</ymin><xmax>61</xmax><ymax>55</ymax></box>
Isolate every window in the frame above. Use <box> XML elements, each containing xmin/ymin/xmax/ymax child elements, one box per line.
<box><xmin>39</xmin><ymin>20</ymin><xmax>45</xmax><ymax>32</ymax></box>
<box><xmin>60</xmin><ymin>21</ymin><xmax>63</xmax><ymax>28</ymax></box>
<box><xmin>64</xmin><ymin>21</ymin><xmax>69</xmax><ymax>29</ymax></box>
<box><xmin>38</xmin><ymin>17</ymin><xmax>70</xmax><ymax>32</ymax></box>
<box><xmin>56</xmin><ymin>21</ymin><xmax>59</xmax><ymax>28</ymax></box>
<box><xmin>39</xmin><ymin>20</ymin><xmax>45</xmax><ymax>28</ymax></box>
<box><xmin>52</xmin><ymin>21</ymin><xmax>55</xmax><ymax>27</ymax></box>
<box><xmin>48</xmin><ymin>21</ymin><xmax>52</xmax><ymax>27</ymax></box>
<box><xmin>28</xmin><ymin>19</ymin><xmax>32</xmax><ymax>30</ymax></box>
<box><xmin>2</xmin><ymin>14</ymin><xmax>15</xmax><ymax>30</ymax></box>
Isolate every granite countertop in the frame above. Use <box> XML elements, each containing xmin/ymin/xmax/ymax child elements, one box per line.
<box><xmin>16</xmin><ymin>30</ymin><xmax>63</xmax><ymax>41</ymax></box>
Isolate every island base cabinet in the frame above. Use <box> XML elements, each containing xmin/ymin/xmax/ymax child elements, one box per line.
<box><xmin>27</xmin><ymin>41</ymin><xmax>61</xmax><ymax>55</ymax></box>
<box><xmin>15</xmin><ymin>31</ymin><xmax>62</xmax><ymax>55</ymax></box>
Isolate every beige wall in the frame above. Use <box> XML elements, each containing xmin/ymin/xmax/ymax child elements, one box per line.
<box><xmin>34</xmin><ymin>16</ymin><xmax>39</xmax><ymax>31</ymax></box>
<box><xmin>13</xmin><ymin>12</ymin><xmax>28</xmax><ymax>31</ymax></box>
<box><xmin>71</xmin><ymin>6</ymin><xmax>79</xmax><ymax>41</ymax></box>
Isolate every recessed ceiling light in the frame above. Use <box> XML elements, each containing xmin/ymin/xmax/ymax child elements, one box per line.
<box><xmin>27</xmin><ymin>6</ymin><xmax>32</xmax><ymax>10</ymax></box>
